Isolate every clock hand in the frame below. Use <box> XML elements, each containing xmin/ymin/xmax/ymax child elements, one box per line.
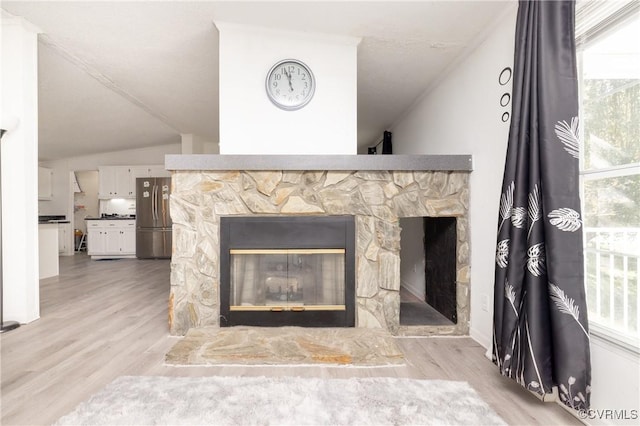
<box><xmin>285</xmin><ymin>70</ymin><xmax>294</xmax><ymax>92</ymax></box>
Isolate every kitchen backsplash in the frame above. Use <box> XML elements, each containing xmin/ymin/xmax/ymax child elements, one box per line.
<box><xmin>100</xmin><ymin>199</ymin><xmax>136</xmax><ymax>216</ymax></box>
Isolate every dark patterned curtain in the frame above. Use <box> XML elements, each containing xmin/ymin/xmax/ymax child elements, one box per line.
<box><xmin>492</xmin><ymin>0</ymin><xmax>591</xmax><ymax>411</ymax></box>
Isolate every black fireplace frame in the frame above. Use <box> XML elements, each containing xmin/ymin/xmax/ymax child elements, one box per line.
<box><xmin>219</xmin><ymin>215</ymin><xmax>356</xmax><ymax>327</ymax></box>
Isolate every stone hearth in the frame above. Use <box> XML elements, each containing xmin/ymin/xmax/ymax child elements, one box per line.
<box><xmin>165</xmin><ymin>327</ymin><xmax>405</xmax><ymax>366</ymax></box>
<box><xmin>167</xmin><ymin>155</ymin><xmax>471</xmax><ymax>336</ymax></box>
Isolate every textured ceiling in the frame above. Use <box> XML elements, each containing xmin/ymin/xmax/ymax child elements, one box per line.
<box><xmin>1</xmin><ymin>1</ymin><xmax>513</xmax><ymax>160</ymax></box>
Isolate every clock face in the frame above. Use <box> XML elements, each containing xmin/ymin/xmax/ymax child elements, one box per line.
<box><xmin>265</xmin><ymin>59</ymin><xmax>315</xmax><ymax>110</ymax></box>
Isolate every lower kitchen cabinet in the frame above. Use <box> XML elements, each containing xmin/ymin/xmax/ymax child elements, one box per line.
<box><xmin>57</xmin><ymin>222</ymin><xmax>72</xmax><ymax>255</ymax></box>
<box><xmin>121</xmin><ymin>226</ymin><xmax>136</xmax><ymax>253</ymax></box>
<box><xmin>86</xmin><ymin>220</ymin><xmax>136</xmax><ymax>259</ymax></box>
<box><xmin>87</xmin><ymin>227</ymin><xmax>106</xmax><ymax>254</ymax></box>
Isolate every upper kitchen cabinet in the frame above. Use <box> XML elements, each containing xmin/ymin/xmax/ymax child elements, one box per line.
<box><xmin>98</xmin><ymin>166</ymin><xmax>132</xmax><ymax>198</ymax></box>
<box><xmin>38</xmin><ymin>166</ymin><xmax>53</xmax><ymax>200</ymax></box>
<box><xmin>99</xmin><ymin>165</ymin><xmax>170</xmax><ymax>199</ymax></box>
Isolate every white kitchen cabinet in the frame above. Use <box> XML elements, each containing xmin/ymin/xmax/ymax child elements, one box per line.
<box><xmin>98</xmin><ymin>166</ymin><xmax>129</xmax><ymax>198</ymax></box>
<box><xmin>57</xmin><ymin>223</ymin><xmax>72</xmax><ymax>255</ymax></box>
<box><xmin>120</xmin><ymin>224</ymin><xmax>136</xmax><ymax>253</ymax></box>
<box><xmin>38</xmin><ymin>167</ymin><xmax>53</xmax><ymax>200</ymax></box>
<box><xmin>39</xmin><ymin>223</ymin><xmax>59</xmax><ymax>278</ymax></box>
<box><xmin>98</xmin><ymin>166</ymin><xmax>114</xmax><ymax>198</ymax></box>
<box><xmin>87</xmin><ymin>223</ymin><xmax>107</xmax><ymax>255</ymax></box>
<box><xmin>86</xmin><ymin>220</ymin><xmax>136</xmax><ymax>258</ymax></box>
<box><xmin>99</xmin><ymin>165</ymin><xmax>168</xmax><ymax>199</ymax></box>
<box><xmin>105</xmin><ymin>226</ymin><xmax>122</xmax><ymax>254</ymax></box>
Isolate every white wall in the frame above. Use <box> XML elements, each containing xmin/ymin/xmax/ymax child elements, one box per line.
<box><xmin>589</xmin><ymin>337</ymin><xmax>640</xmax><ymax>425</ymax></box>
<box><xmin>1</xmin><ymin>15</ymin><xmax>40</xmax><ymax>323</ymax></box>
<box><xmin>392</xmin><ymin>6</ymin><xmax>517</xmax><ymax>348</ymax></box>
<box><xmin>399</xmin><ymin>217</ymin><xmax>425</xmax><ymax>299</ymax></box>
<box><xmin>181</xmin><ymin>133</ymin><xmax>219</xmax><ymax>154</ymax></box>
<box><xmin>216</xmin><ymin>22</ymin><xmax>359</xmax><ymax>155</ymax></box>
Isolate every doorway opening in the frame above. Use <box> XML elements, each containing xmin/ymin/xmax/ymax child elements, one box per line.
<box><xmin>73</xmin><ymin>170</ymin><xmax>99</xmax><ymax>251</ymax></box>
<box><xmin>399</xmin><ymin>217</ymin><xmax>457</xmax><ymax>326</ymax></box>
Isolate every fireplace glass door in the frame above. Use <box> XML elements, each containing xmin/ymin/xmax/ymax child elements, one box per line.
<box><xmin>220</xmin><ymin>215</ymin><xmax>355</xmax><ymax>327</ymax></box>
<box><xmin>229</xmin><ymin>249</ymin><xmax>345</xmax><ymax>312</ymax></box>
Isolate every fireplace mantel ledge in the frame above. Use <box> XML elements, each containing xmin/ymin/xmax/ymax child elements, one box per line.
<box><xmin>165</xmin><ymin>154</ymin><xmax>473</xmax><ymax>171</ymax></box>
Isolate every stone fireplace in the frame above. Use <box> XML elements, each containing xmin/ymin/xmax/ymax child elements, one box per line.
<box><xmin>166</xmin><ymin>155</ymin><xmax>471</xmax><ymax>337</ymax></box>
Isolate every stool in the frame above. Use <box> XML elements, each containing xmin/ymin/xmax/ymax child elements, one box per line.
<box><xmin>77</xmin><ymin>232</ymin><xmax>87</xmax><ymax>251</ymax></box>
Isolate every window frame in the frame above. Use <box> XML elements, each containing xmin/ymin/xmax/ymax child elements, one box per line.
<box><xmin>576</xmin><ymin>1</ymin><xmax>640</xmax><ymax>354</ymax></box>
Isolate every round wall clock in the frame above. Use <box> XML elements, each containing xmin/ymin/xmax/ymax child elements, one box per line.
<box><xmin>265</xmin><ymin>59</ymin><xmax>315</xmax><ymax>110</ymax></box>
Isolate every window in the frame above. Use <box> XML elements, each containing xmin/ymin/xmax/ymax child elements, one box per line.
<box><xmin>577</xmin><ymin>1</ymin><xmax>640</xmax><ymax>350</ymax></box>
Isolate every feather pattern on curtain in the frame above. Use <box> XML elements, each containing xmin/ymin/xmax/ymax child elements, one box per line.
<box><xmin>492</xmin><ymin>0</ymin><xmax>591</xmax><ymax>411</ymax></box>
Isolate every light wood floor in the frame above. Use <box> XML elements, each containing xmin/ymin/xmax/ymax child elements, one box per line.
<box><xmin>1</xmin><ymin>253</ymin><xmax>581</xmax><ymax>425</ymax></box>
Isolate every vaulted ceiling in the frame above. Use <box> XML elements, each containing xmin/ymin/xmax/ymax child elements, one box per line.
<box><xmin>1</xmin><ymin>1</ymin><xmax>513</xmax><ymax>160</ymax></box>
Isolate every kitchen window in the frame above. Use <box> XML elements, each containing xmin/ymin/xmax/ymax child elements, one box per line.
<box><xmin>576</xmin><ymin>0</ymin><xmax>640</xmax><ymax>351</ymax></box>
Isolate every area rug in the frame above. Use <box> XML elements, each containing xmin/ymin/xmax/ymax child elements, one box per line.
<box><xmin>165</xmin><ymin>326</ymin><xmax>405</xmax><ymax>366</ymax></box>
<box><xmin>54</xmin><ymin>376</ymin><xmax>506</xmax><ymax>426</ymax></box>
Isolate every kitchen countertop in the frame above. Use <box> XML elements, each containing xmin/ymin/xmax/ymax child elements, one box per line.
<box><xmin>85</xmin><ymin>217</ymin><xmax>136</xmax><ymax>221</ymax></box>
<box><xmin>38</xmin><ymin>215</ymin><xmax>70</xmax><ymax>224</ymax></box>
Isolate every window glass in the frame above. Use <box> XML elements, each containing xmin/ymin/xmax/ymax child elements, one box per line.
<box><xmin>581</xmin><ymin>17</ymin><xmax>640</xmax><ymax>171</ymax></box>
<box><xmin>578</xmin><ymin>10</ymin><xmax>640</xmax><ymax>346</ymax></box>
<box><xmin>583</xmin><ymin>174</ymin><xmax>640</xmax><ymax>227</ymax></box>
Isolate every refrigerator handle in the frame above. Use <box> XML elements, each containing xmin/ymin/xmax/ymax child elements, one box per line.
<box><xmin>153</xmin><ymin>185</ymin><xmax>158</xmax><ymax>221</ymax></box>
<box><xmin>156</xmin><ymin>185</ymin><xmax>160</xmax><ymax>221</ymax></box>
<box><xmin>155</xmin><ymin>185</ymin><xmax>160</xmax><ymax>221</ymax></box>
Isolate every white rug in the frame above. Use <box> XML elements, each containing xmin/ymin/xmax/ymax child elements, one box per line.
<box><xmin>54</xmin><ymin>376</ymin><xmax>506</xmax><ymax>426</ymax></box>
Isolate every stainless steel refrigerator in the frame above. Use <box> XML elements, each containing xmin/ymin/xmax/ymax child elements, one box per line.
<box><xmin>136</xmin><ymin>177</ymin><xmax>172</xmax><ymax>258</ymax></box>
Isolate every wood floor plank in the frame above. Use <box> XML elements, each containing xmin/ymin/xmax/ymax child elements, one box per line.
<box><xmin>1</xmin><ymin>253</ymin><xmax>581</xmax><ymax>425</ymax></box>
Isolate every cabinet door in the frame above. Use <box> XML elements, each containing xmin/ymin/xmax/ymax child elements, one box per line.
<box><xmin>120</xmin><ymin>224</ymin><xmax>136</xmax><ymax>254</ymax></box>
<box><xmin>57</xmin><ymin>224</ymin><xmax>68</xmax><ymax>254</ymax></box>
<box><xmin>98</xmin><ymin>167</ymin><xmax>117</xmax><ymax>198</ymax></box>
<box><xmin>87</xmin><ymin>229</ymin><xmax>106</xmax><ymax>255</ymax></box>
<box><xmin>115</xmin><ymin>166</ymin><xmax>131</xmax><ymax>198</ymax></box>
<box><xmin>99</xmin><ymin>166</ymin><xmax>133</xmax><ymax>198</ymax></box>
<box><xmin>103</xmin><ymin>221</ymin><xmax>120</xmax><ymax>254</ymax></box>
<box><xmin>58</xmin><ymin>225</ymin><xmax>65</xmax><ymax>253</ymax></box>
<box><xmin>104</xmin><ymin>229</ymin><xmax>120</xmax><ymax>254</ymax></box>
<box><xmin>38</xmin><ymin>167</ymin><xmax>53</xmax><ymax>200</ymax></box>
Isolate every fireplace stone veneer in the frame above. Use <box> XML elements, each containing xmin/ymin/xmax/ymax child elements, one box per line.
<box><xmin>167</xmin><ymin>155</ymin><xmax>471</xmax><ymax>336</ymax></box>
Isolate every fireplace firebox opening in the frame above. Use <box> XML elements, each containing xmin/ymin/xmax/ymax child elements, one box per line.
<box><xmin>220</xmin><ymin>216</ymin><xmax>355</xmax><ymax>327</ymax></box>
<box><xmin>399</xmin><ymin>217</ymin><xmax>457</xmax><ymax>326</ymax></box>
